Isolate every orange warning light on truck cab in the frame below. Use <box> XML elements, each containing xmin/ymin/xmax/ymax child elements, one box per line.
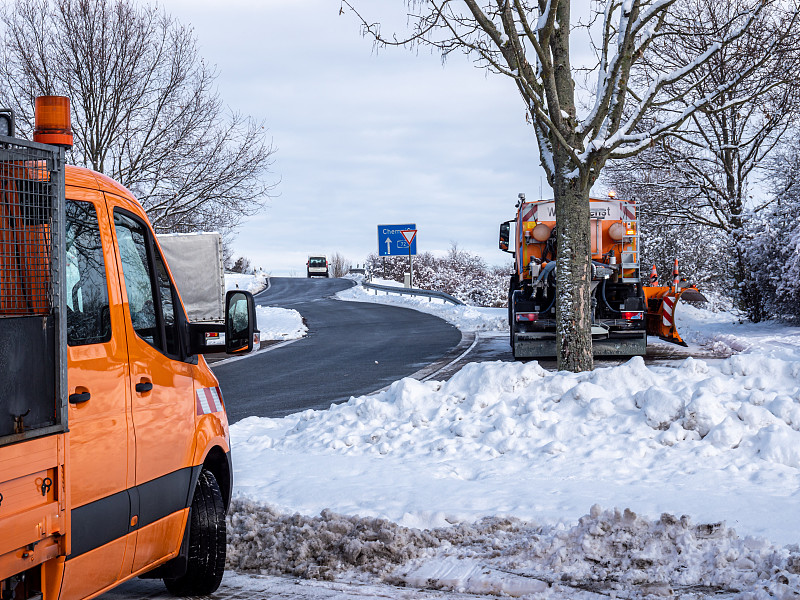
<box><xmin>33</xmin><ymin>96</ymin><xmax>73</xmax><ymax>148</ymax></box>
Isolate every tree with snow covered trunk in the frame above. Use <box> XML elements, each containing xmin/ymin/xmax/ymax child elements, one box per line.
<box><xmin>343</xmin><ymin>0</ymin><xmax>797</xmax><ymax>371</ymax></box>
<box><xmin>604</xmin><ymin>0</ymin><xmax>800</xmax><ymax>321</ymax></box>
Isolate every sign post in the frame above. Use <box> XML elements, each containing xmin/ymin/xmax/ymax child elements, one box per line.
<box><xmin>400</xmin><ymin>229</ymin><xmax>417</xmax><ymax>289</ymax></box>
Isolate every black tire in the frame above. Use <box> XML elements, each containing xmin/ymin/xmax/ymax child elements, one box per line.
<box><xmin>507</xmin><ymin>274</ymin><xmax>519</xmax><ymax>332</ymax></box>
<box><xmin>510</xmin><ymin>302</ymin><xmax>518</xmax><ymax>358</ymax></box>
<box><xmin>164</xmin><ymin>470</ymin><xmax>226</xmax><ymax>596</ymax></box>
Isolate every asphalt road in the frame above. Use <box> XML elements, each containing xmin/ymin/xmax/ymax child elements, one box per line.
<box><xmin>212</xmin><ymin>277</ymin><xmax>462</xmax><ymax>421</ymax></box>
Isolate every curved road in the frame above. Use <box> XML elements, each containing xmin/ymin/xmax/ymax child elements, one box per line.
<box><xmin>212</xmin><ymin>277</ymin><xmax>462</xmax><ymax>421</ymax></box>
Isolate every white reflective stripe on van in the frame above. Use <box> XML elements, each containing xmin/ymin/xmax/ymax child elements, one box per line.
<box><xmin>195</xmin><ymin>386</ymin><xmax>222</xmax><ymax>415</ymax></box>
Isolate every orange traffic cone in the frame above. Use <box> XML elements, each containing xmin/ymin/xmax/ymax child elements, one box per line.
<box><xmin>672</xmin><ymin>258</ymin><xmax>680</xmax><ymax>292</ymax></box>
<box><xmin>650</xmin><ymin>264</ymin><xmax>659</xmax><ymax>286</ymax></box>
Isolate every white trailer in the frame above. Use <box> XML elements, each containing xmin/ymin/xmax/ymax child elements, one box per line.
<box><xmin>157</xmin><ymin>232</ymin><xmax>226</xmax><ymax>322</ymax></box>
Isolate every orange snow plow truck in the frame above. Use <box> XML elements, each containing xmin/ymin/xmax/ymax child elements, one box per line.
<box><xmin>0</xmin><ymin>97</ymin><xmax>256</xmax><ymax>600</ymax></box>
<box><xmin>499</xmin><ymin>193</ymin><xmax>706</xmax><ymax>359</ymax></box>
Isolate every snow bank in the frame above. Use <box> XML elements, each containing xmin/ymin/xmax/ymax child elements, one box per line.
<box><xmin>227</xmin><ymin>500</ymin><xmax>438</xmax><ymax>580</ymax></box>
<box><xmin>227</xmin><ymin>302</ymin><xmax>800</xmax><ymax>597</ymax></box>
<box><xmin>231</xmin><ymin>341</ymin><xmax>800</xmax><ymax>541</ymax></box>
<box><xmin>255</xmin><ymin>305</ymin><xmax>306</xmax><ymax>341</ymax></box>
<box><xmin>397</xmin><ymin>506</ymin><xmax>800</xmax><ymax>597</ymax></box>
<box><xmin>337</xmin><ymin>282</ymin><xmax>507</xmax><ymax>332</ymax></box>
<box><xmin>236</xmin><ymin>355</ymin><xmax>800</xmax><ymax>472</ymax></box>
<box><xmin>225</xmin><ymin>270</ymin><xmax>268</xmax><ymax>294</ymax></box>
<box><xmin>677</xmin><ymin>303</ymin><xmax>800</xmax><ymax>361</ymax></box>
<box><xmin>227</xmin><ymin>502</ymin><xmax>800</xmax><ymax>598</ymax></box>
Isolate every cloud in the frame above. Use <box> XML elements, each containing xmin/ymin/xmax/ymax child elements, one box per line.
<box><xmin>161</xmin><ymin>0</ymin><xmax>545</xmax><ymax>274</ymax></box>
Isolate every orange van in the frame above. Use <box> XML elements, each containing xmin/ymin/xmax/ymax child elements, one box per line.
<box><xmin>0</xmin><ymin>97</ymin><xmax>255</xmax><ymax>599</ymax></box>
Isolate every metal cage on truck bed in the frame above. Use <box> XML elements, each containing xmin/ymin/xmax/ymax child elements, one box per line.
<box><xmin>0</xmin><ymin>134</ymin><xmax>66</xmax><ymax>446</ymax></box>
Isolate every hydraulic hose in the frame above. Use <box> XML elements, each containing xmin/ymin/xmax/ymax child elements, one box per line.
<box><xmin>534</xmin><ymin>262</ymin><xmax>557</xmax><ymax>315</ymax></box>
<box><xmin>600</xmin><ymin>278</ymin><xmax>621</xmax><ymax>314</ymax></box>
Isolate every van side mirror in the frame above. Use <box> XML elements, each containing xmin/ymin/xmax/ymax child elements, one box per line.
<box><xmin>225</xmin><ymin>290</ymin><xmax>256</xmax><ymax>354</ymax></box>
<box><xmin>499</xmin><ymin>221</ymin><xmax>512</xmax><ymax>253</ymax></box>
<box><xmin>185</xmin><ymin>290</ymin><xmax>256</xmax><ymax>355</ymax></box>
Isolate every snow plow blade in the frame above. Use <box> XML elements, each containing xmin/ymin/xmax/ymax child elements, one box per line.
<box><xmin>644</xmin><ymin>286</ymin><xmax>708</xmax><ymax>347</ymax></box>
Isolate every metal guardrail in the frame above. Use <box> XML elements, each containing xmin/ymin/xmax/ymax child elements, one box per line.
<box><xmin>361</xmin><ymin>281</ymin><xmax>464</xmax><ymax>305</ymax></box>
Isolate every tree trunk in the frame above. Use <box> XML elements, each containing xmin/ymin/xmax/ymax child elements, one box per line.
<box><xmin>553</xmin><ymin>169</ymin><xmax>593</xmax><ymax>372</ymax></box>
<box><xmin>731</xmin><ymin>228</ymin><xmax>764</xmax><ymax>322</ymax></box>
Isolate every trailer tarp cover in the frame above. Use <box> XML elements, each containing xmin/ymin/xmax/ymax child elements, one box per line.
<box><xmin>157</xmin><ymin>232</ymin><xmax>225</xmax><ymax>322</ymax></box>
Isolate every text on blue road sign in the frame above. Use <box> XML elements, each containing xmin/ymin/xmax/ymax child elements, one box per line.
<box><xmin>377</xmin><ymin>223</ymin><xmax>417</xmax><ymax>257</ymax></box>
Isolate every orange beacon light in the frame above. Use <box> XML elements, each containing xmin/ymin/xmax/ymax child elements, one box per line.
<box><xmin>33</xmin><ymin>95</ymin><xmax>73</xmax><ymax>148</ymax></box>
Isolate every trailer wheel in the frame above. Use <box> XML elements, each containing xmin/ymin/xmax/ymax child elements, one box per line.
<box><xmin>164</xmin><ymin>470</ymin><xmax>226</xmax><ymax>596</ymax></box>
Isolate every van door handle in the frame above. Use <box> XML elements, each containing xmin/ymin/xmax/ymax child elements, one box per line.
<box><xmin>135</xmin><ymin>381</ymin><xmax>153</xmax><ymax>393</ymax></box>
<box><xmin>69</xmin><ymin>392</ymin><xmax>91</xmax><ymax>404</ymax></box>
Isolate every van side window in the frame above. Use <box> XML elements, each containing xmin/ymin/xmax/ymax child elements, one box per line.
<box><xmin>114</xmin><ymin>213</ymin><xmax>160</xmax><ymax>347</ymax></box>
<box><xmin>154</xmin><ymin>251</ymin><xmax>179</xmax><ymax>356</ymax></box>
<box><xmin>113</xmin><ymin>211</ymin><xmax>181</xmax><ymax>357</ymax></box>
<box><xmin>65</xmin><ymin>200</ymin><xmax>111</xmax><ymax>346</ymax></box>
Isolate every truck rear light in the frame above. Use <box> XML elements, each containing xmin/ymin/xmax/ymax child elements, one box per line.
<box><xmin>516</xmin><ymin>312</ymin><xmax>538</xmax><ymax>322</ymax></box>
<box><xmin>205</xmin><ymin>331</ymin><xmax>224</xmax><ymax>346</ymax></box>
<box><xmin>622</xmin><ymin>311</ymin><xmax>643</xmax><ymax>320</ymax></box>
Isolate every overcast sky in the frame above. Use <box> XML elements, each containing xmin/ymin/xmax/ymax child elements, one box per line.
<box><xmin>162</xmin><ymin>0</ymin><xmax>549</xmax><ymax>275</ymax></box>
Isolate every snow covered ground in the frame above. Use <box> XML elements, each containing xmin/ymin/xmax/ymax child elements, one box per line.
<box><xmin>338</xmin><ymin>277</ymin><xmax>507</xmax><ymax>332</ymax></box>
<box><xmin>225</xmin><ymin>270</ymin><xmax>268</xmax><ymax>295</ymax></box>
<box><xmin>254</xmin><ymin>305</ymin><xmax>307</xmax><ymax>341</ymax></box>
<box><xmin>224</xmin><ymin>284</ymin><xmax>800</xmax><ymax>598</ymax></box>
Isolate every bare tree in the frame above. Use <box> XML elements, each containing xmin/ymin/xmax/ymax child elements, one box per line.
<box><xmin>329</xmin><ymin>252</ymin><xmax>352</xmax><ymax>278</ymax></box>
<box><xmin>605</xmin><ymin>0</ymin><xmax>800</xmax><ymax>320</ymax></box>
<box><xmin>604</xmin><ymin>151</ymin><xmax>733</xmax><ymax>299</ymax></box>
<box><xmin>343</xmin><ymin>0</ymin><xmax>798</xmax><ymax>371</ymax></box>
<box><xmin>0</xmin><ymin>0</ymin><xmax>276</xmax><ymax>235</ymax></box>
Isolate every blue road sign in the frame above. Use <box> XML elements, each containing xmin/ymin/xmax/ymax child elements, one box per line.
<box><xmin>377</xmin><ymin>224</ymin><xmax>417</xmax><ymax>257</ymax></box>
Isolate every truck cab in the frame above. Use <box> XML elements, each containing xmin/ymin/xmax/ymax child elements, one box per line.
<box><xmin>0</xmin><ymin>97</ymin><xmax>255</xmax><ymax>599</ymax></box>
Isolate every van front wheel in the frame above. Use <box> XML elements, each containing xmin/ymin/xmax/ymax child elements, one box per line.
<box><xmin>164</xmin><ymin>469</ymin><xmax>226</xmax><ymax>596</ymax></box>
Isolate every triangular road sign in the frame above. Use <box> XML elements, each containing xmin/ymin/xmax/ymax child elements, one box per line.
<box><xmin>401</xmin><ymin>229</ymin><xmax>417</xmax><ymax>245</ymax></box>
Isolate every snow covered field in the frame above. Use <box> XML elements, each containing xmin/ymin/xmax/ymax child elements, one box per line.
<box><xmin>224</xmin><ymin>283</ymin><xmax>800</xmax><ymax>598</ymax></box>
